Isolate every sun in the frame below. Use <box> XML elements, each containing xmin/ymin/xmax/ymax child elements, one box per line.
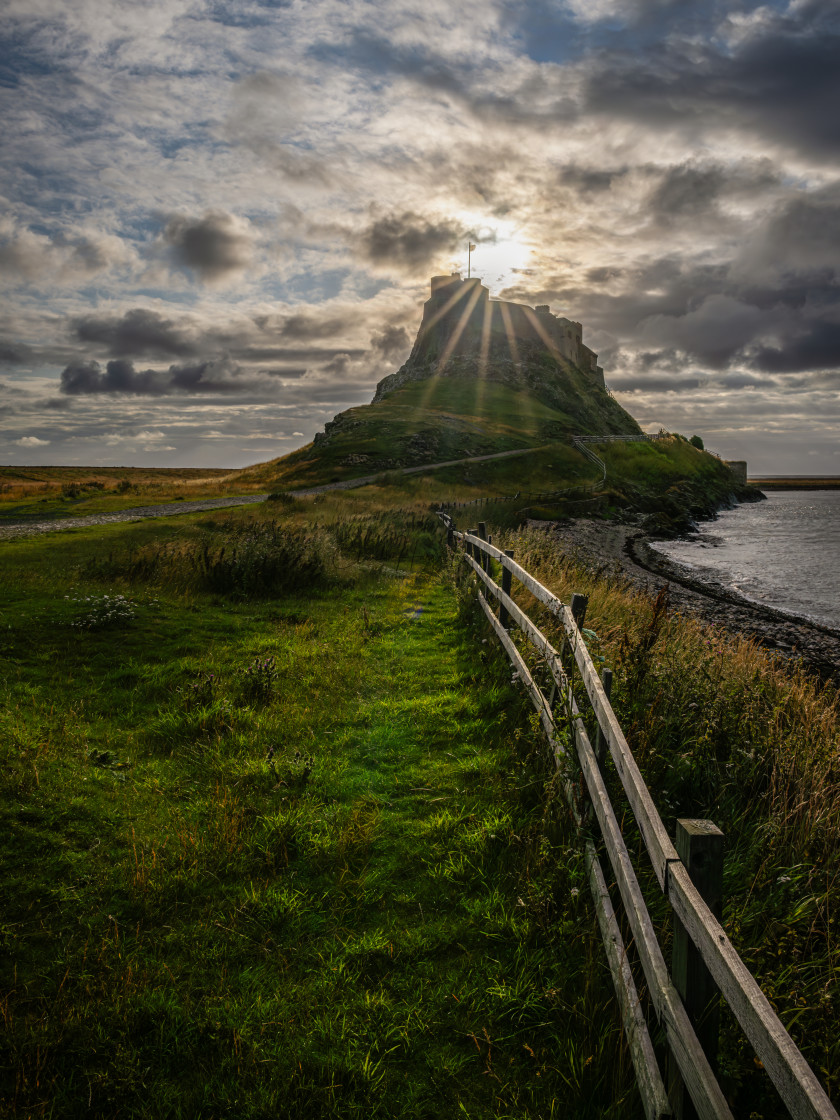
<box><xmin>456</xmin><ymin>215</ymin><xmax>533</xmax><ymax>293</ymax></box>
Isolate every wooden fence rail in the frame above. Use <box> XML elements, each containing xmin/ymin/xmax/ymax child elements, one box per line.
<box><xmin>441</xmin><ymin>513</ymin><xmax>838</xmax><ymax>1120</ymax></box>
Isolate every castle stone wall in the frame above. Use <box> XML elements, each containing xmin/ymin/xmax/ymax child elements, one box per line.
<box><xmin>420</xmin><ymin>274</ymin><xmax>602</xmax><ymax>380</ymax></box>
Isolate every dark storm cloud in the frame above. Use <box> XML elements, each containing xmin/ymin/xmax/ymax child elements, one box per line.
<box><xmin>583</xmin><ymin>1</ymin><xmax>840</xmax><ymax>158</ymax></box>
<box><xmin>742</xmin><ymin>187</ymin><xmax>840</xmax><ymax>276</ymax></box>
<box><xmin>360</xmin><ymin>212</ymin><xmax>465</xmax><ymax>273</ymax></box>
<box><xmin>647</xmin><ymin>164</ymin><xmax>727</xmax><ymax>222</ymax></box>
<box><xmin>638</xmin><ymin>295</ymin><xmax>769</xmax><ymax>368</ymax></box>
<box><xmin>749</xmin><ymin>321</ymin><xmax>840</xmax><ymax>374</ymax></box>
<box><xmin>60</xmin><ymin>357</ymin><xmax>248</xmax><ymax>396</ymax></box>
<box><xmin>370</xmin><ymin>324</ymin><xmax>410</xmax><ymax>360</ymax></box>
<box><xmin>0</xmin><ymin>340</ymin><xmax>32</xmax><ymax>364</ymax></box>
<box><xmin>162</xmin><ymin>211</ymin><xmax>254</xmax><ymax>282</ymax></box>
<box><xmin>277</xmin><ymin>313</ymin><xmax>358</xmax><ymax>341</ymax></box>
<box><xmin>74</xmin><ymin>309</ymin><xmax>199</xmax><ymax>359</ymax></box>
<box><xmin>610</xmin><ymin>374</ymin><xmax>704</xmax><ymax>393</ymax></box>
<box><xmin>560</xmin><ymin>165</ymin><xmax>628</xmax><ymax>194</ymax></box>
<box><xmin>239</xmin><ymin>345</ymin><xmax>367</xmax><ymax>363</ymax></box>
<box><xmin>321</xmin><ymin>353</ymin><xmax>352</xmax><ymax>377</ymax></box>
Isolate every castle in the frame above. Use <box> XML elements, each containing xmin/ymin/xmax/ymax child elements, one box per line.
<box><xmin>421</xmin><ymin>273</ymin><xmax>603</xmax><ymax>385</ymax></box>
<box><xmin>374</xmin><ymin>273</ymin><xmax>605</xmax><ymax>404</ymax></box>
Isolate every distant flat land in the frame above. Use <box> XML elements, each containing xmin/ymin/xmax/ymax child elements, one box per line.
<box><xmin>0</xmin><ymin>465</ymin><xmax>243</xmax><ymax>522</ymax></box>
<box><xmin>749</xmin><ymin>476</ymin><xmax>840</xmax><ymax>489</ymax></box>
<box><xmin>0</xmin><ymin>465</ymin><xmax>236</xmax><ymax>489</ymax></box>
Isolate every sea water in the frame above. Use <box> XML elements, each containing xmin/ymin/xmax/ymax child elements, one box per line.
<box><xmin>652</xmin><ymin>490</ymin><xmax>840</xmax><ymax>630</ymax></box>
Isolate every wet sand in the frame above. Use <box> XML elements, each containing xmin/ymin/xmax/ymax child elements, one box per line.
<box><xmin>530</xmin><ymin>518</ymin><xmax>840</xmax><ymax>683</ymax></box>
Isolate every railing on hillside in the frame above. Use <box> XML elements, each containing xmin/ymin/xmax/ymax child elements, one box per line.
<box><xmin>572</xmin><ymin>434</ymin><xmax>665</xmax><ymax>444</ymax></box>
<box><xmin>437</xmin><ymin>511</ymin><xmax>838</xmax><ymax>1120</ymax></box>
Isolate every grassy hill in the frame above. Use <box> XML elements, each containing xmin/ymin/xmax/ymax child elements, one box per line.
<box><xmin>237</xmin><ymin>369</ymin><xmax>639</xmax><ymax>491</ymax></box>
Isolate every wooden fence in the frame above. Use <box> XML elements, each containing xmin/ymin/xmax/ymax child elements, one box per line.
<box><xmin>440</xmin><ymin>513</ymin><xmax>838</xmax><ymax>1120</ymax></box>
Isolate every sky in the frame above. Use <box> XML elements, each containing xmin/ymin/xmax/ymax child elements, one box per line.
<box><xmin>1</xmin><ymin>0</ymin><xmax>839</xmax><ymax>473</ymax></box>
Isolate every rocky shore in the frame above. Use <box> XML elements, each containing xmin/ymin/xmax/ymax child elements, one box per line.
<box><xmin>530</xmin><ymin>517</ymin><xmax>840</xmax><ymax>685</ymax></box>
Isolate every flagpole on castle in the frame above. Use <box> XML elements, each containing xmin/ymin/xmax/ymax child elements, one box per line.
<box><xmin>467</xmin><ymin>241</ymin><xmax>476</xmax><ymax>278</ymax></box>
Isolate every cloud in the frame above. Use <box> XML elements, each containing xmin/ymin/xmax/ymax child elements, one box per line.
<box><xmin>74</xmin><ymin>309</ymin><xmax>199</xmax><ymax>359</ymax></box>
<box><xmin>749</xmin><ymin>321</ymin><xmax>840</xmax><ymax>374</ymax></box>
<box><xmin>3</xmin><ymin>0</ymin><xmax>840</xmax><ymax>473</ymax></box>
<box><xmin>59</xmin><ymin>357</ymin><xmax>249</xmax><ymax>396</ymax></box>
<box><xmin>359</xmin><ymin>211</ymin><xmax>466</xmax><ymax>274</ymax></box>
<box><xmin>638</xmin><ymin>295</ymin><xmax>770</xmax><ymax>368</ymax></box>
<box><xmin>0</xmin><ymin>340</ymin><xmax>32</xmax><ymax>364</ymax></box>
<box><xmin>321</xmin><ymin>352</ymin><xmax>352</xmax><ymax>377</ymax></box>
<box><xmin>277</xmin><ymin>312</ymin><xmax>358</xmax><ymax>341</ymax></box>
<box><xmin>582</xmin><ymin>1</ymin><xmax>840</xmax><ymax>159</ymax></box>
<box><xmin>0</xmin><ymin>218</ymin><xmax>135</xmax><ymax>287</ymax></box>
<box><xmin>738</xmin><ymin>187</ymin><xmax>840</xmax><ymax>278</ymax></box>
<box><xmin>14</xmin><ymin>435</ymin><xmax>50</xmax><ymax>446</ymax></box>
<box><xmin>162</xmin><ymin>211</ymin><xmax>255</xmax><ymax>282</ymax></box>
<box><xmin>370</xmin><ymin>324</ymin><xmax>410</xmax><ymax>359</ymax></box>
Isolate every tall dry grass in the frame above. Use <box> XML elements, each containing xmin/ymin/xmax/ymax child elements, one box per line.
<box><xmin>488</xmin><ymin>525</ymin><xmax>840</xmax><ymax>1108</ymax></box>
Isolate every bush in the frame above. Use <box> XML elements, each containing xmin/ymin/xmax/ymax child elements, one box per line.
<box><xmin>81</xmin><ymin>522</ymin><xmax>331</xmax><ymax>599</ymax></box>
<box><xmin>689</xmin><ymin>434</ymin><xmax>704</xmax><ymax>450</ymax></box>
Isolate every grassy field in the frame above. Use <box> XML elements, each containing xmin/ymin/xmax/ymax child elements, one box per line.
<box><xmin>0</xmin><ymin>466</ymin><xmax>247</xmax><ymax>522</ymax></box>
<box><xmin>1</xmin><ymin>441</ymin><xmax>821</xmax><ymax>1119</ymax></box>
<box><xmin>1</xmin><ymin>502</ymin><xmax>638</xmax><ymax>1119</ymax></box>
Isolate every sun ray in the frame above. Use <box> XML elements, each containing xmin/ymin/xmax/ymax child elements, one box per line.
<box><xmin>411</xmin><ymin>280</ymin><xmax>477</xmax><ymax>416</ymax></box>
<box><xmin>497</xmin><ymin>299</ymin><xmax>521</xmax><ymax>370</ymax></box>
<box><xmin>521</xmin><ymin>306</ymin><xmax>565</xmax><ymax>364</ymax></box>
<box><xmin>414</xmin><ymin>281</ymin><xmax>483</xmax><ymax>418</ymax></box>
<box><xmin>436</xmin><ymin>283</ymin><xmax>484</xmax><ymax>372</ymax></box>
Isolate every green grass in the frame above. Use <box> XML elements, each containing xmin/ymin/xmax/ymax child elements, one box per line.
<box><xmin>1</xmin><ymin>509</ymin><xmax>639</xmax><ymax>1119</ymax></box>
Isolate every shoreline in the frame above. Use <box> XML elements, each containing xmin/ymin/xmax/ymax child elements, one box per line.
<box><xmin>532</xmin><ymin>517</ymin><xmax>840</xmax><ymax>684</ymax></box>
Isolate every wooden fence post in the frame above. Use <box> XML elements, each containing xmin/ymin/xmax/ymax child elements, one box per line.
<box><xmin>499</xmin><ymin>550</ymin><xmax>514</xmax><ymax>630</ymax></box>
<box><xmin>669</xmin><ymin>819</ymin><xmax>724</xmax><ymax>1120</ymax></box>
<box><xmin>467</xmin><ymin>529</ymin><xmax>476</xmax><ymax>560</ymax></box>
<box><xmin>571</xmin><ymin>593</ymin><xmax>588</xmax><ymax>628</ymax></box>
<box><xmin>560</xmin><ymin>592</ymin><xmax>589</xmax><ymax>669</ymax></box>
<box><xmin>477</xmin><ymin>522</ymin><xmax>488</xmax><ymax>571</ymax></box>
<box><xmin>594</xmin><ymin>668</ymin><xmax>613</xmax><ymax>765</ymax></box>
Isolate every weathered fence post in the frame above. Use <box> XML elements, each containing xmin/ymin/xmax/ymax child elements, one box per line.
<box><xmin>571</xmin><ymin>593</ymin><xmax>588</xmax><ymax>628</ymax></box>
<box><xmin>499</xmin><ymin>550</ymin><xmax>514</xmax><ymax>629</ymax></box>
<box><xmin>477</xmin><ymin>522</ymin><xmax>488</xmax><ymax>571</ymax></box>
<box><xmin>467</xmin><ymin>529</ymin><xmax>477</xmax><ymax>561</ymax></box>
<box><xmin>669</xmin><ymin>819</ymin><xmax>724</xmax><ymax>1120</ymax></box>
<box><xmin>560</xmin><ymin>592</ymin><xmax>589</xmax><ymax>670</ymax></box>
<box><xmin>594</xmin><ymin>668</ymin><xmax>613</xmax><ymax>765</ymax></box>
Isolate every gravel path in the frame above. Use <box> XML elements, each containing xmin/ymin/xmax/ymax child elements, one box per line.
<box><xmin>532</xmin><ymin>517</ymin><xmax>840</xmax><ymax>683</ymax></box>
